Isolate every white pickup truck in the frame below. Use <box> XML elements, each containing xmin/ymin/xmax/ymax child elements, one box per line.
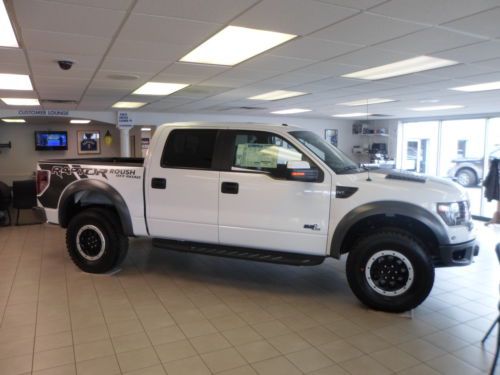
<box><xmin>36</xmin><ymin>122</ymin><xmax>478</xmax><ymax>312</ymax></box>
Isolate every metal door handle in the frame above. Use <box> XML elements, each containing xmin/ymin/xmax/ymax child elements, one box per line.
<box><xmin>151</xmin><ymin>178</ymin><xmax>166</xmax><ymax>189</ymax></box>
<box><xmin>221</xmin><ymin>182</ymin><xmax>239</xmax><ymax>194</ymax></box>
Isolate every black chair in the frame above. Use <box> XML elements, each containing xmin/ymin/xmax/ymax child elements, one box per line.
<box><xmin>482</xmin><ymin>243</ymin><xmax>500</xmax><ymax>375</ymax></box>
<box><xmin>0</xmin><ymin>181</ymin><xmax>12</xmax><ymax>226</ymax></box>
<box><xmin>12</xmin><ymin>179</ymin><xmax>37</xmax><ymax>225</ymax></box>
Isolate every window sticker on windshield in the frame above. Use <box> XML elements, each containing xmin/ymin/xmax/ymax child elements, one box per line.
<box><xmin>235</xmin><ymin>144</ymin><xmax>278</xmax><ymax>168</ymax></box>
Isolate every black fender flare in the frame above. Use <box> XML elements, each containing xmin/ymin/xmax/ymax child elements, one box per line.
<box><xmin>58</xmin><ymin>179</ymin><xmax>133</xmax><ymax>236</ymax></box>
<box><xmin>330</xmin><ymin>201</ymin><xmax>450</xmax><ymax>258</ymax></box>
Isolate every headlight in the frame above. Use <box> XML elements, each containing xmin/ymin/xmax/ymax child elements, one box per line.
<box><xmin>437</xmin><ymin>201</ymin><xmax>470</xmax><ymax>226</ymax></box>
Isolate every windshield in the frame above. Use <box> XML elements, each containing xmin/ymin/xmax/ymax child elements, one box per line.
<box><xmin>290</xmin><ymin>131</ymin><xmax>361</xmax><ymax>174</ymax></box>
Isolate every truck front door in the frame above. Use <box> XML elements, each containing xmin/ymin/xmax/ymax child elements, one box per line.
<box><xmin>146</xmin><ymin>128</ymin><xmax>220</xmax><ymax>243</ymax></box>
<box><xmin>218</xmin><ymin>130</ymin><xmax>331</xmax><ymax>255</ymax></box>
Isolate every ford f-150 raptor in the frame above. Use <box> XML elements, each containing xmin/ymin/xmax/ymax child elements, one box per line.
<box><xmin>36</xmin><ymin>122</ymin><xmax>479</xmax><ymax>312</ymax></box>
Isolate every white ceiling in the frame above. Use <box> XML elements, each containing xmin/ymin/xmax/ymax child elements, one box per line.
<box><xmin>1</xmin><ymin>0</ymin><xmax>500</xmax><ymax>119</ymax></box>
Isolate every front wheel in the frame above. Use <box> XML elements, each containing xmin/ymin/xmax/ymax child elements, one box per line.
<box><xmin>456</xmin><ymin>169</ymin><xmax>477</xmax><ymax>187</ymax></box>
<box><xmin>66</xmin><ymin>207</ymin><xmax>128</xmax><ymax>273</ymax></box>
<box><xmin>346</xmin><ymin>230</ymin><xmax>434</xmax><ymax>313</ymax></box>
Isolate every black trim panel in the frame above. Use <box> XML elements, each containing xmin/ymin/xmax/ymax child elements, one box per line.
<box><xmin>330</xmin><ymin>201</ymin><xmax>450</xmax><ymax>258</ymax></box>
<box><xmin>153</xmin><ymin>238</ymin><xmax>325</xmax><ymax>266</ymax></box>
<box><xmin>58</xmin><ymin>180</ymin><xmax>134</xmax><ymax>236</ymax></box>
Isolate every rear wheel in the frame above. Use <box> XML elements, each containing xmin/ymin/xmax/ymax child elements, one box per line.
<box><xmin>456</xmin><ymin>168</ymin><xmax>477</xmax><ymax>187</ymax></box>
<box><xmin>346</xmin><ymin>230</ymin><xmax>434</xmax><ymax>313</ymax></box>
<box><xmin>66</xmin><ymin>207</ymin><xmax>128</xmax><ymax>273</ymax></box>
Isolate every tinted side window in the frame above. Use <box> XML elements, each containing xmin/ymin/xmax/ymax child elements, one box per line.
<box><xmin>161</xmin><ymin>129</ymin><xmax>217</xmax><ymax>169</ymax></box>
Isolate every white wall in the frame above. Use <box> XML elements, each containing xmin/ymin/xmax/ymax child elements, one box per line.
<box><xmin>0</xmin><ymin>122</ymin><xmax>121</xmax><ymax>184</ymax></box>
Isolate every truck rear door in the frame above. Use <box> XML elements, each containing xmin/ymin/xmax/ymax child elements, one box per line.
<box><xmin>145</xmin><ymin>128</ymin><xmax>220</xmax><ymax>243</ymax></box>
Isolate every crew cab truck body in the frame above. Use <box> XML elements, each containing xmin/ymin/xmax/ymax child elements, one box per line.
<box><xmin>36</xmin><ymin>122</ymin><xmax>479</xmax><ymax>312</ymax></box>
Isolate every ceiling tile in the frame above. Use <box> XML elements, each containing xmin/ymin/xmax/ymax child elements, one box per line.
<box><xmin>310</xmin><ymin>13</ymin><xmax>425</xmax><ymax>45</ymax></box>
<box><xmin>27</xmin><ymin>50</ymin><xmax>101</xmax><ymax>75</ymax></box>
<box><xmin>239</xmin><ymin>54</ymin><xmax>314</xmax><ymax>73</ymax></box>
<box><xmin>100</xmin><ymin>57</ymin><xmax>168</xmax><ymax>74</ymax></box>
<box><xmin>474</xmin><ymin>57</ymin><xmax>500</xmax><ymax>70</ymax></box>
<box><xmin>21</xmin><ymin>29</ymin><xmax>111</xmax><ymax>56</ymax></box>
<box><xmin>0</xmin><ymin>63</ymin><xmax>30</xmax><ymax>75</ymax></box>
<box><xmin>14</xmin><ymin>0</ymin><xmax>126</xmax><ymax>37</ymax></box>
<box><xmin>370</xmin><ymin>0</ymin><xmax>499</xmax><ymax>25</ymax></box>
<box><xmin>134</xmin><ymin>0</ymin><xmax>258</xmax><ymax>23</ymax></box>
<box><xmin>264</xmin><ymin>71</ymin><xmax>330</xmax><ymax>86</ymax></box>
<box><xmin>37</xmin><ymin>87</ymin><xmax>84</xmax><ymax>101</ymax></box>
<box><xmin>421</xmin><ymin>63</ymin><xmax>496</xmax><ymax>79</ymax></box>
<box><xmin>0</xmin><ymin>48</ymin><xmax>27</xmax><ymax>66</ymax></box>
<box><xmin>435</xmin><ymin>41</ymin><xmax>500</xmax><ymax>63</ymax></box>
<box><xmin>443</xmin><ymin>7</ymin><xmax>500</xmax><ymax>38</ymax></box>
<box><xmin>108</xmin><ymin>39</ymin><xmax>191</xmax><ymax>61</ymax></box>
<box><xmin>330</xmin><ymin>47</ymin><xmax>413</xmax><ymax>68</ymax></box>
<box><xmin>160</xmin><ymin>63</ymin><xmax>228</xmax><ymax>79</ymax></box>
<box><xmin>293</xmin><ymin>61</ymin><xmax>361</xmax><ymax>76</ymax></box>
<box><xmin>43</xmin><ymin>0</ymin><xmax>134</xmax><ymax>10</ymax></box>
<box><xmin>315</xmin><ymin>0</ymin><xmax>387</xmax><ymax>10</ymax></box>
<box><xmin>151</xmin><ymin>72</ymin><xmax>207</xmax><ymax>84</ymax></box>
<box><xmin>233</xmin><ymin>0</ymin><xmax>358</xmax><ymax>35</ymax></box>
<box><xmin>271</xmin><ymin>37</ymin><xmax>362</xmax><ymax>61</ymax></box>
<box><xmin>374</xmin><ymin>27</ymin><xmax>484</xmax><ymax>55</ymax></box>
<box><xmin>169</xmin><ymin>85</ymin><xmax>231</xmax><ymax>99</ymax></box>
<box><xmin>118</xmin><ymin>14</ymin><xmax>221</xmax><ymax>45</ymax></box>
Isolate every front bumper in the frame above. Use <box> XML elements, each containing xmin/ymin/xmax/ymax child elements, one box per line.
<box><xmin>435</xmin><ymin>239</ymin><xmax>479</xmax><ymax>267</ymax></box>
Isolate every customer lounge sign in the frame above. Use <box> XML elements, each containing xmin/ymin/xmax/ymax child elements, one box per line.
<box><xmin>17</xmin><ymin>109</ymin><xmax>70</xmax><ymax>116</ymax></box>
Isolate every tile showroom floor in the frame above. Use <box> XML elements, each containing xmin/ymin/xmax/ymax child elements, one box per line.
<box><xmin>0</xmin><ymin>222</ymin><xmax>498</xmax><ymax>375</ymax></box>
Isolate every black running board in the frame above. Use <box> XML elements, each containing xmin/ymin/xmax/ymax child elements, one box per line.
<box><xmin>152</xmin><ymin>238</ymin><xmax>325</xmax><ymax>266</ymax></box>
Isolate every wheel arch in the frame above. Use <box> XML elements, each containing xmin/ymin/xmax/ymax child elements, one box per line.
<box><xmin>58</xmin><ymin>179</ymin><xmax>133</xmax><ymax>236</ymax></box>
<box><xmin>330</xmin><ymin>201</ymin><xmax>449</xmax><ymax>259</ymax></box>
<box><xmin>455</xmin><ymin>166</ymin><xmax>478</xmax><ymax>178</ymax></box>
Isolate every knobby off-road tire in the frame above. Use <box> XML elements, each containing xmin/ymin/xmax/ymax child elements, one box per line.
<box><xmin>346</xmin><ymin>230</ymin><xmax>434</xmax><ymax>313</ymax></box>
<box><xmin>66</xmin><ymin>207</ymin><xmax>129</xmax><ymax>273</ymax></box>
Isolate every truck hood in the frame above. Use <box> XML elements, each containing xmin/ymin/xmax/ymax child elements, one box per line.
<box><xmin>336</xmin><ymin>169</ymin><xmax>468</xmax><ymax>205</ymax></box>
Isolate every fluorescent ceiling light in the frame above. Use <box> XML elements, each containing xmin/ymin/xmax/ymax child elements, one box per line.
<box><xmin>112</xmin><ymin>101</ymin><xmax>147</xmax><ymax>109</ymax></box>
<box><xmin>1</xmin><ymin>118</ymin><xmax>25</xmax><ymax>123</ymax></box>
<box><xmin>249</xmin><ymin>90</ymin><xmax>307</xmax><ymax>101</ymax></box>
<box><xmin>271</xmin><ymin>108</ymin><xmax>311</xmax><ymax>115</ymax></box>
<box><xmin>1</xmin><ymin>98</ymin><xmax>39</xmax><ymax>106</ymax></box>
<box><xmin>339</xmin><ymin>98</ymin><xmax>396</xmax><ymax>106</ymax></box>
<box><xmin>180</xmin><ymin>25</ymin><xmax>296</xmax><ymax>66</ymax></box>
<box><xmin>0</xmin><ymin>1</ymin><xmax>18</xmax><ymax>47</ymax></box>
<box><xmin>342</xmin><ymin>56</ymin><xmax>458</xmax><ymax>80</ymax></box>
<box><xmin>0</xmin><ymin>74</ymin><xmax>33</xmax><ymax>90</ymax></box>
<box><xmin>133</xmin><ymin>82</ymin><xmax>189</xmax><ymax>96</ymax></box>
<box><xmin>450</xmin><ymin>81</ymin><xmax>500</xmax><ymax>92</ymax></box>
<box><xmin>409</xmin><ymin>105</ymin><xmax>464</xmax><ymax>111</ymax></box>
<box><xmin>141</xmin><ymin>127</ymin><xmax>152</xmax><ymax>131</ymax></box>
<box><xmin>333</xmin><ymin>112</ymin><xmax>371</xmax><ymax>118</ymax></box>
<box><xmin>70</xmin><ymin>119</ymin><xmax>90</xmax><ymax>124</ymax></box>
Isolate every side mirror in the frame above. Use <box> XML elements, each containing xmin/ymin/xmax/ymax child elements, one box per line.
<box><xmin>286</xmin><ymin>160</ymin><xmax>319</xmax><ymax>182</ymax></box>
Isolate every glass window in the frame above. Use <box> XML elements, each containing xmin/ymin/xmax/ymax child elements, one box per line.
<box><xmin>290</xmin><ymin>131</ymin><xmax>360</xmax><ymax>174</ymax></box>
<box><xmin>398</xmin><ymin>121</ymin><xmax>439</xmax><ymax>175</ymax></box>
<box><xmin>231</xmin><ymin>131</ymin><xmax>304</xmax><ymax>173</ymax></box>
<box><xmin>161</xmin><ymin>129</ymin><xmax>217</xmax><ymax>169</ymax></box>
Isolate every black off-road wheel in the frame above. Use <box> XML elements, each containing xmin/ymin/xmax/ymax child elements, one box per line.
<box><xmin>346</xmin><ymin>230</ymin><xmax>434</xmax><ymax>313</ymax></box>
<box><xmin>66</xmin><ymin>207</ymin><xmax>128</xmax><ymax>273</ymax></box>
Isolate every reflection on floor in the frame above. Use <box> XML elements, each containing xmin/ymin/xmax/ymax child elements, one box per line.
<box><xmin>0</xmin><ymin>222</ymin><xmax>498</xmax><ymax>375</ymax></box>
